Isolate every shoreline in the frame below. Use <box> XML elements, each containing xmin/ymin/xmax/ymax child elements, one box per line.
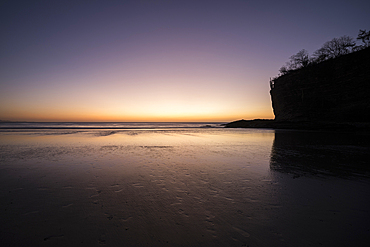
<box><xmin>224</xmin><ymin>119</ymin><xmax>370</xmax><ymax>132</ymax></box>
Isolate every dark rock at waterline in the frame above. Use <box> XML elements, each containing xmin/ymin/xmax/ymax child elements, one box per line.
<box><xmin>224</xmin><ymin>119</ymin><xmax>275</xmax><ymax>128</ymax></box>
<box><xmin>224</xmin><ymin>119</ymin><xmax>370</xmax><ymax>132</ymax></box>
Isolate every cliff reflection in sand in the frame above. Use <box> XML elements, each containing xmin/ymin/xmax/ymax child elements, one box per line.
<box><xmin>270</xmin><ymin>130</ymin><xmax>370</xmax><ymax>178</ymax></box>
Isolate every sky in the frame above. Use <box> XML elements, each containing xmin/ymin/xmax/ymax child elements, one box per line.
<box><xmin>1</xmin><ymin>0</ymin><xmax>369</xmax><ymax>122</ymax></box>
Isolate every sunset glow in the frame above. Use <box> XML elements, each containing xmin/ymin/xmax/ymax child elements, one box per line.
<box><xmin>1</xmin><ymin>0</ymin><xmax>368</xmax><ymax>122</ymax></box>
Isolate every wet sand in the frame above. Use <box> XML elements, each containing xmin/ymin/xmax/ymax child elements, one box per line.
<box><xmin>0</xmin><ymin>129</ymin><xmax>369</xmax><ymax>246</ymax></box>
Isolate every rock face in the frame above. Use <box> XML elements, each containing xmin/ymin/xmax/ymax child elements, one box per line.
<box><xmin>224</xmin><ymin>119</ymin><xmax>275</xmax><ymax>128</ymax></box>
<box><xmin>270</xmin><ymin>47</ymin><xmax>370</xmax><ymax>122</ymax></box>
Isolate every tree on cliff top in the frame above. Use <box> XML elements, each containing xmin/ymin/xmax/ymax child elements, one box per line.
<box><xmin>279</xmin><ymin>49</ymin><xmax>310</xmax><ymax>74</ymax></box>
<box><xmin>357</xmin><ymin>29</ymin><xmax>370</xmax><ymax>48</ymax></box>
<box><xmin>290</xmin><ymin>49</ymin><xmax>310</xmax><ymax>68</ymax></box>
<box><xmin>312</xmin><ymin>36</ymin><xmax>355</xmax><ymax>61</ymax></box>
<box><xmin>277</xmin><ymin>30</ymin><xmax>367</xmax><ymax>76</ymax></box>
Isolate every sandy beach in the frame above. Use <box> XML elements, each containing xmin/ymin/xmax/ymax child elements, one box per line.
<box><xmin>1</xmin><ymin>128</ymin><xmax>369</xmax><ymax>246</ymax></box>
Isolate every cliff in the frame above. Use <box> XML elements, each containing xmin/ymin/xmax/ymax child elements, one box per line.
<box><xmin>270</xmin><ymin>47</ymin><xmax>370</xmax><ymax>123</ymax></box>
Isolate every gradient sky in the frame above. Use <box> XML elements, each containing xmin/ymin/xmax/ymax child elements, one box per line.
<box><xmin>1</xmin><ymin>0</ymin><xmax>369</xmax><ymax>122</ymax></box>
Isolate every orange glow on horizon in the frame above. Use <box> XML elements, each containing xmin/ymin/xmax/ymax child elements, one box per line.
<box><xmin>0</xmin><ymin>79</ymin><xmax>275</xmax><ymax>122</ymax></box>
<box><xmin>0</xmin><ymin>0</ymin><xmax>366</xmax><ymax>124</ymax></box>
<box><xmin>0</xmin><ymin>112</ymin><xmax>274</xmax><ymax>122</ymax></box>
<box><xmin>0</xmin><ymin>104</ymin><xmax>274</xmax><ymax>122</ymax></box>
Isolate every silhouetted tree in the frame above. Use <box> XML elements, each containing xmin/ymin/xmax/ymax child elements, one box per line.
<box><xmin>356</xmin><ymin>29</ymin><xmax>370</xmax><ymax>48</ymax></box>
<box><xmin>313</xmin><ymin>36</ymin><xmax>355</xmax><ymax>61</ymax></box>
<box><xmin>279</xmin><ymin>65</ymin><xmax>289</xmax><ymax>75</ymax></box>
<box><xmin>276</xmin><ymin>30</ymin><xmax>366</xmax><ymax>76</ymax></box>
<box><xmin>289</xmin><ymin>49</ymin><xmax>310</xmax><ymax>68</ymax></box>
<box><xmin>312</xmin><ymin>47</ymin><xmax>328</xmax><ymax>63</ymax></box>
<box><xmin>279</xmin><ymin>50</ymin><xmax>310</xmax><ymax>75</ymax></box>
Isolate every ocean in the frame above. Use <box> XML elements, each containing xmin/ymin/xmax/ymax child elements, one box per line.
<box><xmin>0</xmin><ymin>123</ymin><xmax>369</xmax><ymax>246</ymax></box>
<box><xmin>0</xmin><ymin>121</ymin><xmax>224</xmax><ymax>129</ymax></box>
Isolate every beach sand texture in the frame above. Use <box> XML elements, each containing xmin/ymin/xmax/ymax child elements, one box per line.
<box><xmin>0</xmin><ymin>129</ymin><xmax>369</xmax><ymax>246</ymax></box>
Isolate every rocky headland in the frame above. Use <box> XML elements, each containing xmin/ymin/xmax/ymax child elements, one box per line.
<box><xmin>226</xmin><ymin>47</ymin><xmax>370</xmax><ymax>131</ymax></box>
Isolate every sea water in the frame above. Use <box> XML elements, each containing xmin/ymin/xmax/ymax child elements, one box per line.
<box><xmin>0</xmin><ymin>123</ymin><xmax>369</xmax><ymax>246</ymax></box>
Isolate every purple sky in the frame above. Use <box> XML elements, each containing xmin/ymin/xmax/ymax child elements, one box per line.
<box><xmin>1</xmin><ymin>0</ymin><xmax>369</xmax><ymax>121</ymax></box>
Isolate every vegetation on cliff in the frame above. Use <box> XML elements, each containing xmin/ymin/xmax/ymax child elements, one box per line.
<box><xmin>270</xmin><ymin>45</ymin><xmax>370</xmax><ymax>124</ymax></box>
<box><xmin>276</xmin><ymin>29</ymin><xmax>370</xmax><ymax>76</ymax></box>
<box><xmin>226</xmin><ymin>29</ymin><xmax>370</xmax><ymax>130</ymax></box>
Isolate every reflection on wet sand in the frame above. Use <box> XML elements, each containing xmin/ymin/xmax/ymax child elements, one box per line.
<box><xmin>0</xmin><ymin>129</ymin><xmax>277</xmax><ymax>247</ymax></box>
<box><xmin>0</xmin><ymin>129</ymin><xmax>369</xmax><ymax>246</ymax></box>
<box><xmin>270</xmin><ymin>130</ymin><xmax>370</xmax><ymax>178</ymax></box>
<box><xmin>268</xmin><ymin>130</ymin><xmax>370</xmax><ymax>247</ymax></box>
